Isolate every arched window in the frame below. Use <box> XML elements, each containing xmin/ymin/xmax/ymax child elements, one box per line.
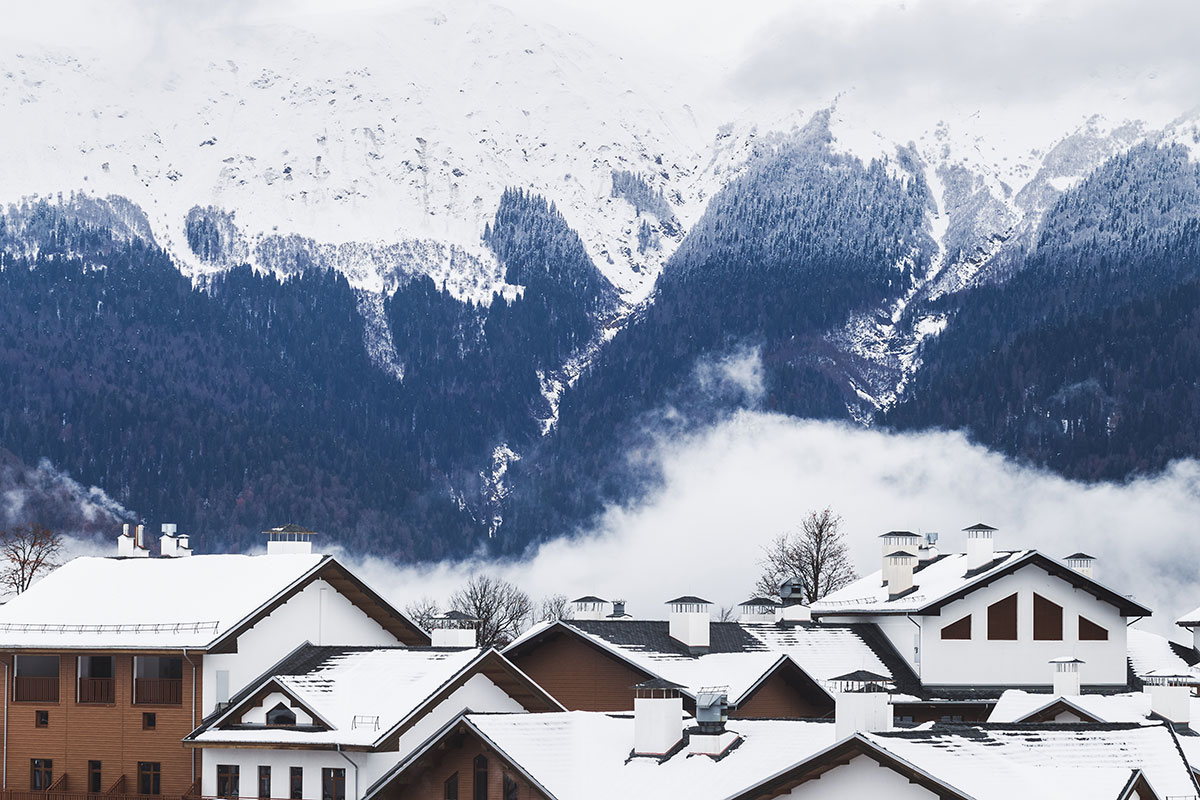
<box><xmin>473</xmin><ymin>755</ymin><xmax>488</xmax><ymax>800</ymax></box>
<box><xmin>266</xmin><ymin>703</ymin><xmax>297</xmax><ymax>726</ymax></box>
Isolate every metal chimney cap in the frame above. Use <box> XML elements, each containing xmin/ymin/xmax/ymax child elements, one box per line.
<box><xmin>962</xmin><ymin>523</ymin><xmax>998</xmax><ymax>532</ymax></box>
<box><xmin>571</xmin><ymin>595</ymin><xmax>608</xmax><ymax>604</ymax></box>
<box><xmin>666</xmin><ymin>596</ymin><xmax>712</xmax><ymax>605</ymax></box>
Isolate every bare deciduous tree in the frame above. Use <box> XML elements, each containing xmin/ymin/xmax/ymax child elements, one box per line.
<box><xmin>536</xmin><ymin>593</ymin><xmax>573</xmax><ymax>622</ymax></box>
<box><xmin>754</xmin><ymin>508</ymin><xmax>855</xmax><ymax>605</ymax></box>
<box><xmin>449</xmin><ymin>574</ymin><xmax>532</xmax><ymax>647</ymax></box>
<box><xmin>716</xmin><ymin>605</ymin><xmax>736</xmax><ymax>623</ymax></box>
<box><xmin>404</xmin><ymin>596</ymin><xmax>441</xmax><ymax>632</ymax></box>
<box><xmin>0</xmin><ymin>524</ymin><xmax>62</xmax><ymax>596</ymax></box>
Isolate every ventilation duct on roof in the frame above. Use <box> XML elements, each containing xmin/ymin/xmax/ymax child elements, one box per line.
<box><xmin>690</xmin><ymin>686</ymin><xmax>739</xmax><ymax>756</ymax></box>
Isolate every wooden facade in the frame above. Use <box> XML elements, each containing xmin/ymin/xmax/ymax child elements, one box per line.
<box><xmin>734</xmin><ymin>668</ymin><xmax>832</xmax><ymax>719</ymax></box>
<box><xmin>507</xmin><ymin>630</ymin><xmax>651</xmax><ymax>712</ymax></box>
<box><xmin>0</xmin><ymin>651</ymin><xmax>202</xmax><ymax>799</ymax></box>
<box><xmin>372</xmin><ymin>724</ymin><xmax>547</xmax><ymax>800</ymax></box>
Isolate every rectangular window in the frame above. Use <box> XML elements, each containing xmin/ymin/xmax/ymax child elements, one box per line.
<box><xmin>133</xmin><ymin>657</ymin><xmax>183</xmax><ymax>705</ymax></box>
<box><xmin>143</xmin><ymin>712</ymin><xmax>157</xmax><ymax>730</ymax></box>
<box><xmin>259</xmin><ymin>766</ymin><xmax>272</xmax><ymax>799</ymax></box>
<box><xmin>1033</xmin><ymin>593</ymin><xmax>1064</xmax><ymax>641</ymax></box>
<box><xmin>321</xmin><ymin>769</ymin><xmax>345</xmax><ymax>800</ymax></box>
<box><xmin>138</xmin><ymin>762</ymin><xmax>161</xmax><ymax>796</ymax></box>
<box><xmin>35</xmin><ymin>710</ymin><xmax>48</xmax><ymax>728</ymax></box>
<box><xmin>88</xmin><ymin>761</ymin><xmax>102</xmax><ymax>794</ymax></box>
<box><xmin>14</xmin><ymin>656</ymin><xmax>59</xmax><ymax>703</ymax></box>
<box><xmin>77</xmin><ymin>656</ymin><xmax>115</xmax><ymax>704</ymax></box>
<box><xmin>987</xmin><ymin>593</ymin><xmax>1019</xmax><ymax>641</ymax></box>
<box><xmin>290</xmin><ymin>768</ymin><xmax>303</xmax><ymax>800</ymax></box>
<box><xmin>217</xmin><ymin>765</ymin><xmax>240</xmax><ymax>799</ymax></box>
<box><xmin>31</xmin><ymin>759</ymin><xmax>52</xmax><ymax>791</ymax></box>
<box><xmin>473</xmin><ymin>756</ymin><xmax>488</xmax><ymax>800</ymax></box>
<box><xmin>444</xmin><ymin>773</ymin><xmax>458</xmax><ymax>800</ymax></box>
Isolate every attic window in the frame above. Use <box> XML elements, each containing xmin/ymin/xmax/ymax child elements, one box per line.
<box><xmin>940</xmin><ymin>614</ymin><xmax>971</xmax><ymax>640</ymax></box>
<box><xmin>266</xmin><ymin>703</ymin><xmax>297</xmax><ymax>726</ymax></box>
<box><xmin>987</xmin><ymin>593</ymin><xmax>1018</xmax><ymax>640</ymax></box>
<box><xmin>1079</xmin><ymin>615</ymin><xmax>1109</xmax><ymax>641</ymax></box>
<box><xmin>1033</xmin><ymin>594</ymin><xmax>1063</xmax><ymax>641</ymax></box>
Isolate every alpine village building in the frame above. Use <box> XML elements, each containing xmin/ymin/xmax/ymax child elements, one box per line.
<box><xmin>0</xmin><ymin>522</ymin><xmax>1198</xmax><ymax>800</ymax></box>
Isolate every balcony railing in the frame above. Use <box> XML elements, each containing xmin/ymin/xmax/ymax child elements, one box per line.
<box><xmin>78</xmin><ymin>677</ymin><xmax>115</xmax><ymax>704</ymax></box>
<box><xmin>134</xmin><ymin>678</ymin><xmax>182</xmax><ymax>705</ymax></box>
<box><xmin>14</xmin><ymin>676</ymin><xmax>59</xmax><ymax>703</ymax></box>
<box><xmin>0</xmin><ymin>792</ymin><xmax>192</xmax><ymax>800</ymax></box>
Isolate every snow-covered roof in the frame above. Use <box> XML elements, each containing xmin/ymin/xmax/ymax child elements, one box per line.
<box><xmin>193</xmin><ymin>647</ymin><xmax>492</xmax><ymax>747</ymax></box>
<box><xmin>0</xmin><ymin>554</ymin><xmax>326</xmax><ymax>649</ymax></box>
<box><xmin>810</xmin><ymin>550</ymin><xmax>1151</xmax><ymax>617</ymax></box>
<box><xmin>369</xmin><ymin>712</ymin><xmax>838</xmax><ymax>800</ymax></box>
<box><xmin>0</xmin><ymin>553</ymin><xmax>428</xmax><ymax>649</ymax></box>
<box><xmin>506</xmin><ymin>619</ymin><xmax>913</xmax><ymax>702</ymax></box>
<box><xmin>738</xmin><ymin>722</ymin><xmax>1199</xmax><ymax>800</ymax></box>
<box><xmin>988</xmin><ymin>689</ymin><xmax>1152</xmax><ymax>724</ymax></box>
<box><xmin>864</xmin><ymin>723</ymin><xmax>1199</xmax><ymax>800</ymax></box>
<box><xmin>1179</xmin><ymin>604</ymin><xmax>1200</xmax><ymax>628</ymax></box>
<box><xmin>1128</xmin><ymin>628</ymin><xmax>1200</xmax><ymax>682</ymax></box>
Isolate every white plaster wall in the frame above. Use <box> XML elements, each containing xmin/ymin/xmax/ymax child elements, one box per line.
<box><xmin>240</xmin><ymin>691</ymin><xmax>315</xmax><ymax>726</ymax></box>
<box><xmin>200</xmin><ymin>747</ymin><xmax>394</xmax><ymax>800</ymax></box>
<box><xmin>202</xmin><ymin>578</ymin><xmax>399</xmax><ymax>716</ymax></box>
<box><xmin>913</xmin><ymin>565</ymin><xmax>1128</xmax><ymax>686</ymax></box>
<box><xmin>395</xmin><ymin>673</ymin><xmax>526</xmax><ymax>758</ymax></box>
<box><xmin>783</xmin><ymin>754</ymin><xmax>938</xmax><ymax>798</ymax></box>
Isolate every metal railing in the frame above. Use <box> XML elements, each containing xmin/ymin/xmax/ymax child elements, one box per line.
<box><xmin>0</xmin><ymin>621</ymin><xmax>220</xmax><ymax>636</ymax></box>
<box><xmin>0</xmin><ymin>791</ymin><xmax>193</xmax><ymax>800</ymax></box>
<box><xmin>134</xmin><ymin>679</ymin><xmax>183</xmax><ymax>705</ymax></box>
<box><xmin>14</xmin><ymin>676</ymin><xmax>59</xmax><ymax>703</ymax></box>
<box><xmin>78</xmin><ymin>678</ymin><xmax>115</xmax><ymax>704</ymax></box>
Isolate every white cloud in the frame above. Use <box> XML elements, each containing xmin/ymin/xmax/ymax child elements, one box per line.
<box><xmin>333</xmin><ymin>410</ymin><xmax>1200</xmax><ymax>641</ymax></box>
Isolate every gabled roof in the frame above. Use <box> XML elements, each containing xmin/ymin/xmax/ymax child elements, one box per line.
<box><xmin>187</xmin><ymin>645</ymin><xmax>563</xmax><ymax>749</ymax></box>
<box><xmin>1177</xmin><ymin>604</ymin><xmax>1200</xmax><ymax>628</ymax></box>
<box><xmin>1128</xmin><ymin>628</ymin><xmax>1200</xmax><ymax>685</ymax></box>
<box><xmin>988</xmin><ymin>690</ymin><xmax>1157</xmax><ymax>724</ymax></box>
<box><xmin>365</xmin><ymin>711</ymin><xmax>839</xmax><ymax>800</ymax></box>
<box><xmin>731</xmin><ymin>722</ymin><xmax>1196</xmax><ymax>800</ymax></box>
<box><xmin>810</xmin><ymin>550</ymin><xmax>1152</xmax><ymax>618</ymax></box>
<box><xmin>0</xmin><ymin>554</ymin><xmax>429</xmax><ymax>650</ymax></box>
<box><xmin>505</xmin><ymin>618</ymin><xmax>919</xmax><ymax>699</ymax></box>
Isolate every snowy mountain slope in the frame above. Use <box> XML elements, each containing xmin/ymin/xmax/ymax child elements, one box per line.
<box><xmin>0</xmin><ymin>1</ymin><xmax>718</xmax><ymax>303</ymax></box>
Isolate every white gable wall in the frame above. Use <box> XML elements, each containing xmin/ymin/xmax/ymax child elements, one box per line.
<box><xmin>781</xmin><ymin>754</ymin><xmax>938</xmax><ymax>798</ymax></box>
<box><xmin>202</xmin><ymin>578</ymin><xmax>399</xmax><ymax>716</ymax></box>
<box><xmin>915</xmin><ymin>565</ymin><xmax>1127</xmax><ymax>686</ymax></box>
<box><xmin>240</xmin><ymin>691</ymin><xmax>315</xmax><ymax>726</ymax></box>
<box><xmin>396</xmin><ymin>672</ymin><xmax>527</xmax><ymax>757</ymax></box>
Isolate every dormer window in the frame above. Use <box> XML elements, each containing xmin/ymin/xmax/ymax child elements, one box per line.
<box><xmin>266</xmin><ymin>703</ymin><xmax>297</xmax><ymax>726</ymax></box>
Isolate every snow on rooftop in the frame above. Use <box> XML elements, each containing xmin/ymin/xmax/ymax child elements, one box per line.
<box><xmin>1178</xmin><ymin>603</ymin><xmax>1200</xmax><ymax>626</ymax></box>
<box><xmin>0</xmin><ymin>554</ymin><xmax>325</xmax><ymax>649</ymax></box>
<box><xmin>867</xmin><ymin>723</ymin><xmax>1198</xmax><ymax>800</ymax></box>
<box><xmin>739</xmin><ymin>624</ymin><xmax>892</xmax><ymax>685</ymax></box>
<box><xmin>196</xmin><ymin>647</ymin><xmax>489</xmax><ymax>747</ymax></box>
<box><xmin>1128</xmin><ymin>628</ymin><xmax>1200</xmax><ymax>681</ymax></box>
<box><xmin>465</xmin><ymin>712</ymin><xmax>837</xmax><ymax>799</ymax></box>
<box><xmin>811</xmin><ymin>550</ymin><xmax>1032</xmax><ymax>614</ymax></box>
<box><xmin>988</xmin><ymin>689</ymin><xmax>1152</xmax><ymax>724</ymax></box>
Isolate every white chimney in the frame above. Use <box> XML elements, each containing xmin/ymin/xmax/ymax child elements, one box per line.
<box><xmin>737</xmin><ymin>598</ymin><xmax>779</xmax><ymax>624</ymax></box>
<box><xmin>159</xmin><ymin>524</ymin><xmax>193</xmax><ymax>558</ymax></box>
<box><xmin>835</xmin><ymin>690</ymin><xmax>894</xmax><ymax>739</ymax></box>
<box><xmin>1064</xmin><ymin>553</ymin><xmax>1095</xmax><ymax>579</ymax></box>
<box><xmin>570</xmin><ymin>596</ymin><xmax>608</xmax><ymax>621</ymax></box>
<box><xmin>884</xmin><ymin>550</ymin><xmax>917</xmax><ymax>597</ymax></box>
<box><xmin>265</xmin><ymin>524</ymin><xmax>316</xmax><ymax>555</ymax></box>
<box><xmin>883</xmin><ymin>532</ymin><xmax>916</xmax><ymax>582</ymax></box>
<box><xmin>667</xmin><ymin>597</ymin><xmax>711</xmax><ymax>652</ymax></box>
<box><xmin>429</xmin><ymin>611</ymin><xmax>478</xmax><ymax>648</ymax></box>
<box><xmin>1145</xmin><ymin>675</ymin><xmax>1192</xmax><ymax>725</ymax></box>
<box><xmin>1050</xmin><ymin>657</ymin><xmax>1084</xmax><ymax>696</ymax></box>
<box><xmin>964</xmin><ymin>523</ymin><xmax>998</xmax><ymax>570</ymax></box>
<box><xmin>633</xmin><ymin>681</ymin><xmax>684</xmax><ymax>757</ymax></box>
<box><xmin>118</xmin><ymin>523</ymin><xmax>150</xmax><ymax>557</ymax></box>
<box><xmin>918</xmin><ymin>532</ymin><xmax>939</xmax><ymax>563</ymax></box>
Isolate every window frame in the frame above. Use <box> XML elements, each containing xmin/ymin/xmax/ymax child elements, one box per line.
<box><xmin>258</xmin><ymin>766</ymin><xmax>272</xmax><ymax>799</ymax></box>
<box><xmin>31</xmin><ymin>758</ymin><xmax>53</xmax><ymax>792</ymax></box>
<box><xmin>289</xmin><ymin>767</ymin><xmax>303</xmax><ymax>800</ymax></box>
<box><xmin>321</xmin><ymin>768</ymin><xmax>346</xmax><ymax>800</ymax></box>
<box><xmin>217</xmin><ymin>764</ymin><xmax>241</xmax><ymax>799</ymax></box>
<box><xmin>444</xmin><ymin>772</ymin><xmax>459</xmax><ymax>800</ymax></box>
<box><xmin>35</xmin><ymin>710</ymin><xmax>49</xmax><ymax>728</ymax></box>
<box><xmin>88</xmin><ymin>761</ymin><xmax>102</xmax><ymax>794</ymax></box>
<box><xmin>473</xmin><ymin>755</ymin><xmax>488</xmax><ymax>800</ymax></box>
<box><xmin>137</xmin><ymin>761</ymin><xmax>161</xmax><ymax>796</ymax></box>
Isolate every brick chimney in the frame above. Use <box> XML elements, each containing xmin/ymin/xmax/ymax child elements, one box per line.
<box><xmin>633</xmin><ymin>680</ymin><xmax>685</xmax><ymax>757</ymax></box>
<box><xmin>964</xmin><ymin>523</ymin><xmax>998</xmax><ymax>570</ymax></box>
<box><xmin>666</xmin><ymin>596</ymin><xmax>712</xmax><ymax>653</ymax></box>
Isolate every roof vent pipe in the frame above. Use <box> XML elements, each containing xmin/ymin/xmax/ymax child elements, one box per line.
<box><xmin>633</xmin><ymin>680</ymin><xmax>685</xmax><ymax>757</ymax></box>
<box><xmin>1050</xmin><ymin>657</ymin><xmax>1083</xmax><ymax>696</ymax></box>
<box><xmin>666</xmin><ymin>596</ymin><xmax>712</xmax><ymax>653</ymax></box>
<box><xmin>964</xmin><ymin>523</ymin><xmax>998</xmax><ymax>570</ymax></box>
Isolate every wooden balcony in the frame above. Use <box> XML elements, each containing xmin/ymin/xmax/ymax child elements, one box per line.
<box><xmin>0</xmin><ymin>792</ymin><xmax>191</xmax><ymax>800</ymax></box>
<box><xmin>77</xmin><ymin>677</ymin><xmax>115</xmax><ymax>704</ymax></box>
<box><xmin>14</xmin><ymin>676</ymin><xmax>59</xmax><ymax>703</ymax></box>
<box><xmin>134</xmin><ymin>678</ymin><xmax>182</xmax><ymax>705</ymax></box>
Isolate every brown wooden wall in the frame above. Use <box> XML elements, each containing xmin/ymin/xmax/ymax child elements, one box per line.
<box><xmin>380</xmin><ymin>731</ymin><xmax>547</xmax><ymax>800</ymax></box>
<box><xmin>734</xmin><ymin>672</ymin><xmax>832</xmax><ymax>719</ymax></box>
<box><xmin>508</xmin><ymin>634</ymin><xmax>649</xmax><ymax>712</ymax></box>
<box><xmin>0</xmin><ymin>651</ymin><xmax>202</xmax><ymax>796</ymax></box>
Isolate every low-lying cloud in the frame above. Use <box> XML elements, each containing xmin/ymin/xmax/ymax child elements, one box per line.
<box><xmin>339</xmin><ymin>411</ymin><xmax>1200</xmax><ymax>640</ymax></box>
